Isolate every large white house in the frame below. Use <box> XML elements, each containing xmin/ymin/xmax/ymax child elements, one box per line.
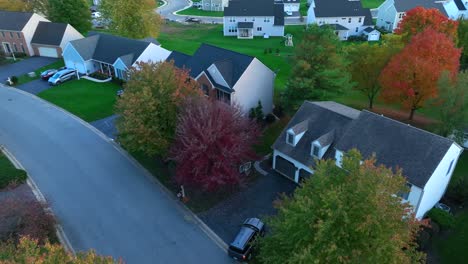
<box><xmin>223</xmin><ymin>0</ymin><xmax>285</xmax><ymax>39</ymax></box>
<box><xmin>201</xmin><ymin>0</ymin><xmax>229</xmax><ymax>11</ymax></box>
<box><xmin>272</xmin><ymin>101</ymin><xmax>463</xmax><ymax>219</ymax></box>
<box><xmin>307</xmin><ymin>0</ymin><xmax>380</xmax><ymax>41</ymax></box>
<box><xmin>167</xmin><ymin>44</ymin><xmax>275</xmax><ymax>114</ymax></box>
<box><xmin>377</xmin><ymin>0</ymin><xmax>468</xmax><ymax>32</ymax></box>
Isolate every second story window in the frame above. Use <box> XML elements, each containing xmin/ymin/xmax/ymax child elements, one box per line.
<box><xmin>312</xmin><ymin>145</ymin><xmax>320</xmax><ymax>157</ymax></box>
<box><xmin>348</xmin><ymin>18</ymin><xmax>352</xmax><ymax>23</ymax></box>
<box><xmin>287</xmin><ymin>133</ymin><xmax>294</xmax><ymax>145</ymax></box>
<box><xmin>447</xmin><ymin>160</ymin><xmax>454</xmax><ymax>176</ymax></box>
<box><xmin>358</xmin><ymin>17</ymin><xmax>362</xmax><ymax>23</ymax></box>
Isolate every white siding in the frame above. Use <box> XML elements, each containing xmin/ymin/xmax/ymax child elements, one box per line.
<box><xmin>207</xmin><ymin>64</ymin><xmax>230</xmax><ymax>88</ymax></box>
<box><xmin>416</xmin><ymin>143</ymin><xmax>463</xmax><ymax>219</ymax></box>
<box><xmin>376</xmin><ymin>0</ymin><xmax>399</xmax><ymax>31</ymax></box>
<box><xmin>134</xmin><ymin>43</ymin><xmax>171</xmax><ymax>65</ymax></box>
<box><xmin>59</xmin><ymin>25</ymin><xmax>83</xmax><ymax>51</ymax></box>
<box><xmin>273</xmin><ymin>149</ymin><xmax>314</xmax><ymax>182</ymax></box>
<box><xmin>22</xmin><ymin>13</ymin><xmax>49</xmax><ymax>55</ymax></box>
<box><xmin>223</xmin><ymin>16</ymin><xmax>284</xmax><ymax>37</ymax></box>
<box><xmin>231</xmin><ymin>58</ymin><xmax>274</xmax><ymax>114</ymax></box>
<box><xmin>406</xmin><ymin>185</ymin><xmax>423</xmax><ymax>211</ymax></box>
<box><xmin>335</xmin><ymin>149</ymin><xmax>344</xmax><ymax>167</ymax></box>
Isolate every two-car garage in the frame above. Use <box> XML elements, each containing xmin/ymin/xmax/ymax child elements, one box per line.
<box><xmin>36</xmin><ymin>47</ymin><xmax>60</xmax><ymax>58</ymax></box>
<box><xmin>273</xmin><ymin>151</ymin><xmax>313</xmax><ymax>183</ymax></box>
<box><xmin>30</xmin><ymin>21</ymin><xmax>83</xmax><ymax>58</ymax></box>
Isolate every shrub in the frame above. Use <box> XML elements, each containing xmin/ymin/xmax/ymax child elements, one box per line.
<box><xmin>416</xmin><ymin>230</ymin><xmax>431</xmax><ymax>250</ymax></box>
<box><xmin>265</xmin><ymin>113</ymin><xmax>276</xmax><ymax>124</ymax></box>
<box><xmin>446</xmin><ymin>176</ymin><xmax>468</xmax><ymax>204</ymax></box>
<box><xmin>10</xmin><ymin>76</ymin><xmax>18</xmax><ymax>85</ymax></box>
<box><xmin>13</xmin><ymin>52</ymin><xmax>27</xmax><ymax>58</ymax></box>
<box><xmin>273</xmin><ymin>104</ymin><xmax>284</xmax><ymax>118</ymax></box>
<box><xmin>89</xmin><ymin>71</ymin><xmax>110</xmax><ymax>80</ymax></box>
<box><xmin>427</xmin><ymin>208</ymin><xmax>455</xmax><ymax>230</ymax></box>
<box><xmin>347</xmin><ymin>35</ymin><xmax>367</xmax><ymax>42</ymax></box>
<box><xmin>255</xmin><ymin>101</ymin><xmax>264</xmax><ymax>122</ymax></box>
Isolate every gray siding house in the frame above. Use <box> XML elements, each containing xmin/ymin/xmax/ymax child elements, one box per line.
<box><xmin>272</xmin><ymin>101</ymin><xmax>463</xmax><ymax>219</ymax></box>
<box><xmin>223</xmin><ymin>0</ymin><xmax>285</xmax><ymax>38</ymax></box>
<box><xmin>166</xmin><ymin>44</ymin><xmax>275</xmax><ymax>114</ymax></box>
<box><xmin>201</xmin><ymin>0</ymin><xmax>229</xmax><ymax>11</ymax></box>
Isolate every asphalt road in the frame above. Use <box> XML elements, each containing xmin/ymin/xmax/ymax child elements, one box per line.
<box><xmin>0</xmin><ymin>86</ymin><xmax>232</xmax><ymax>264</ymax></box>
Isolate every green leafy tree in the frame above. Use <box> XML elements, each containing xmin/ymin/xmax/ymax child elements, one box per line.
<box><xmin>459</xmin><ymin>20</ymin><xmax>468</xmax><ymax>70</ymax></box>
<box><xmin>0</xmin><ymin>236</ymin><xmax>120</xmax><ymax>263</ymax></box>
<box><xmin>48</xmin><ymin>0</ymin><xmax>91</xmax><ymax>33</ymax></box>
<box><xmin>115</xmin><ymin>62</ymin><xmax>201</xmax><ymax>157</ymax></box>
<box><xmin>258</xmin><ymin>149</ymin><xmax>424</xmax><ymax>264</ymax></box>
<box><xmin>282</xmin><ymin>25</ymin><xmax>352</xmax><ymax>110</ymax></box>
<box><xmin>100</xmin><ymin>0</ymin><xmax>162</xmax><ymax>39</ymax></box>
<box><xmin>346</xmin><ymin>35</ymin><xmax>403</xmax><ymax>109</ymax></box>
<box><xmin>431</xmin><ymin>71</ymin><xmax>468</xmax><ymax>140</ymax></box>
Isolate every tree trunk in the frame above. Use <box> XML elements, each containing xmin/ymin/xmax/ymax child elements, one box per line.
<box><xmin>409</xmin><ymin>108</ymin><xmax>416</xmax><ymax>120</ymax></box>
<box><xmin>368</xmin><ymin>98</ymin><xmax>373</xmax><ymax>109</ymax></box>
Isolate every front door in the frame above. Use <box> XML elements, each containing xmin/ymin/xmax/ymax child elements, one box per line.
<box><xmin>2</xmin><ymin>42</ymin><xmax>12</xmax><ymax>54</ymax></box>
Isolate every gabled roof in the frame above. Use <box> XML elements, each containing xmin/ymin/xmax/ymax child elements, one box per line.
<box><xmin>335</xmin><ymin>111</ymin><xmax>455</xmax><ymax>188</ymax></box>
<box><xmin>69</xmin><ymin>33</ymin><xmax>151</xmax><ymax>66</ymax></box>
<box><xmin>313</xmin><ymin>0</ymin><xmax>370</xmax><ymax>18</ymax></box>
<box><xmin>31</xmin><ymin>22</ymin><xmax>68</xmax><ymax>46</ymax></box>
<box><xmin>273</xmin><ymin>101</ymin><xmax>359</xmax><ymax>168</ymax></box>
<box><xmin>394</xmin><ymin>0</ymin><xmax>447</xmax><ymax>15</ymax></box>
<box><xmin>166</xmin><ymin>43</ymin><xmax>256</xmax><ymax>91</ymax></box>
<box><xmin>364</xmin><ymin>26</ymin><xmax>376</xmax><ymax>33</ymax></box>
<box><xmin>0</xmin><ymin>11</ymin><xmax>33</xmax><ymax>31</ymax></box>
<box><xmin>225</xmin><ymin>0</ymin><xmax>285</xmax><ymax>26</ymax></box>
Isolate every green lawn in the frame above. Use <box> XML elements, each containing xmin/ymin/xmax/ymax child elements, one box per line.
<box><xmin>17</xmin><ymin>60</ymin><xmax>65</xmax><ymax>85</ymax></box>
<box><xmin>176</xmin><ymin>7</ymin><xmax>223</xmax><ymax>17</ymax></box>
<box><xmin>160</xmin><ymin>23</ymin><xmax>306</xmax><ymax>91</ymax></box>
<box><xmin>255</xmin><ymin>117</ymin><xmax>291</xmax><ymax>155</ymax></box>
<box><xmin>0</xmin><ymin>153</ymin><xmax>27</xmax><ymax>189</ymax></box>
<box><xmin>433</xmin><ymin>210</ymin><xmax>468</xmax><ymax>263</ymax></box>
<box><xmin>38</xmin><ymin>79</ymin><xmax>121</xmax><ymax>122</ymax></box>
<box><xmin>361</xmin><ymin>0</ymin><xmax>385</xmax><ymax>8</ymax></box>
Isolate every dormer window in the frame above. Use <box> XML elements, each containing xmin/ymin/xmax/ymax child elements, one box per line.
<box><xmin>287</xmin><ymin>132</ymin><xmax>295</xmax><ymax>145</ymax></box>
<box><xmin>312</xmin><ymin>144</ymin><xmax>320</xmax><ymax>157</ymax></box>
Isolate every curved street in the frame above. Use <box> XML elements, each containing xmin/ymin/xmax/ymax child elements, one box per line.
<box><xmin>0</xmin><ymin>86</ymin><xmax>231</xmax><ymax>264</ymax></box>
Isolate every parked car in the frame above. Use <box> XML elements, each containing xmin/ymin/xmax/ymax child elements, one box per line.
<box><xmin>48</xmin><ymin>69</ymin><xmax>76</xmax><ymax>86</ymax></box>
<box><xmin>91</xmin><ymin>11</ymin><xmax>101</xmax><ymax>19</ymax></box>
<box><xmin>434</xmin><ymin>202</ymin><xmax>451</xmax><ymax>214</ymax></box>
<box><xmin>185</xmin><ymin>17</ymin><xmax>201</xmax><ymax>23</ymax></box>
<box><xmin>40</xmin><ymin>67</ymin><xmax>66</xmax><ymax>80</ymax></box>
<box><xmin>228</xmin><ymin>218</ymin><xmax>265</xmax><ymax>261</ymax></box>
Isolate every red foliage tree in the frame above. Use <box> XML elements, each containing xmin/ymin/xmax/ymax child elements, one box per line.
<box><xmin>379</xmin><ymin>28</ymin><xmax>461</xmax><ymax>120</ymax></box>
<box><xmin>169</xmin><ymin>97</ymin><xmax>261</xmax><ymax>191</ymax></box>
<box><xmin>395</xmin><ymin>7</ymin><xmax>458</xmax><ymax>42</ymax></box>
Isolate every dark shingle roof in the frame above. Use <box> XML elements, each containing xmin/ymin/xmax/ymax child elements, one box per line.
<box><xmin>31</xmin><ymin>22</ymin><xmax>67</xmax><ymax>46</ymax></box>
<box><xmin>70</xmin><ymin>33</ymin><xmax>151</xmax><ymax>66</ymax></box>
<box><xmin>238</xmin><ymin>22</ymin><xmax>254</xmax><ymax>28</ymax></box>
<box><xmin>272</xmin><ymin>101</ymin><xmax>359</xmax><ymax>168</ymax></box>
<box><xmin>313</xmin><ymin>0</ymin><xmax>370</xmax><ymax>17</ymax></box>
<box><xmin>394</xmin><ymin>0</ymin><xmax>447</xmax><ymax>15</ymax></box>
<box><xmin>166</xmin><ymin>43</ymin><xmax>255</xmax><ymax>90</ymax></box>
<box><xmin>454</xmin><ymin>0</ymin><xmax>467</xmax><ymax>10</ymax></box>
<box><xmin>335</xmin><ymin>111</ymin><xmax>454</xmax><ymax>188</ymax></box>
<box><xmin>225</xmin><ymin>0</ymin><xmax>284</xmax><ymax>26</ymax></box>
<box><xmin>0</xmin><ymin>11</ymin><xmax>33</xmax><ymax>31</ymax></box>
<box><xmin>364</xmin><ymin>26</ymin><xmax>376</xmax><ymax>33</ymax></box>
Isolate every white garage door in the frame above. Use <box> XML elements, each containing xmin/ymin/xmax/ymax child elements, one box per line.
<box><xmin>38</xmin><ymin>47</ymin><xmax>58</xmax><ymax>58</ymax></box>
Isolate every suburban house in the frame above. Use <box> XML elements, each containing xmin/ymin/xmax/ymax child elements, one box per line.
<box><xmin>282</xmin><ymin>0</ymin><xmax>301</xmax><ymax>13</ymax></box>
<box><xmin>377</xmin><ymin>0</ymin><xmax>468</xmax><ymax>32</ymax></box>
<box><xmin>272</xmin><ymin>101</ymin><xmax>463</xmax><ymax>219</ymax></box>
<box><xmin>0</xmin><ymin>11</ymin><xmax>82</xmax><ymax>58</ymax></box>
<box><xmin>223</xmin><ymin>0</ymin><xmax>285</xmax><ymax>39</ymax></box>
<box><xmin>307</xmin><ymin>0</ymin><xmax>380</xmax><ymax>41</ymax></box>
<box><xmin>201</xmin><ymin>0</ymin><xmax>229</xmax><ymax>11</ymax></box>
<box><xmin>166</xmin><ymin>43</ymin><xmax>275</xmax><ymax>114</ymax></box>
<box><xmin>62</xmin><ymin>33</ymin><xmax>171</xmax><ymax>80</ymax></box>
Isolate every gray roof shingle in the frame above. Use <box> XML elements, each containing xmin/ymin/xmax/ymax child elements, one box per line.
<box><xmin>225</xmin><ymin>0</ymin><xmax>285</xmax><ymax>26</ymax></box>
<box><xmin>0</xmin><ymin>11</ymin><xmax>33</xmax><ymax>31</ymax></box>
<box><xmin>31</xmin><ymin>22</ymin><xmax>67</xmax><ymax>46</ymax></box>
<box><xmin>335</xmin><ymin>111</ymin><xmax>454</xmax><ymax>188</ymax></box>
<box><xmin>313</xmin><ymin>0</ymin><xmax>370</xmax><ymax>18</ymax></box>
<box><xmin>394</xmin><ymin>0</ymin><xmax>447</xmax><ymax>15</ymax></box>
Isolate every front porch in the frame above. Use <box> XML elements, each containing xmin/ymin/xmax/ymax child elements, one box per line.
<box><xmin>237</xmin><ymin>22</ymin><xmax>254</xmax><ymax>39</ymax></box>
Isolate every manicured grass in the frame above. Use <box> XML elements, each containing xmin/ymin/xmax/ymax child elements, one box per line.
<box><xmin>160</xmin><ymin>23</ymin><xmax>306</xmax><ymax>91</ymax></box>
<box><xmin>0</xmin><ymin>153</ymin><xmax>27</xmax><ymax>189</ymax></box>
<box><xmin>255</xmin><ymin>117</ymin><xmax>291</xmax><ymax>155</ymax></box>
<box><xmin>453</xmin><ymin>153</ymin><xmax>468</xmax><ymax>183</ymax></box>
<box><xmin>17</xmin><ymin>60</ymin><xmax>65</xmax><ymax>85</ymax></box>
<box><xmin>361</xmin><ymin>0</ymin><xmax>385</xmax><ymax>9</ymax></box>
<box><xmin>433</xmin><ymin>210</ymin><xmax>468</xmax><ymax>263</ymax></box>
<box><xmin>38</xmin><ymin>79</ymin><xmax>121</xmax><ymax>122</ymax></box>
<box><xmin>176</xmin><ymin>7</ymin><xmax>223</xmax><ymax>17</ymax></box>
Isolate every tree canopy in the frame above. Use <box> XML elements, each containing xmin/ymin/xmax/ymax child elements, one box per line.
<box><xmin>115</xmin><ymin>62</ymin><xmax>201</xmax><ymax>157</ymax></box>
<box><xmin>379</xmin><ymin>28</ymin><xmax>461</xmax><ymax>120</ymax></box>
<box><xmin>282</xmin><ymin>25</ymin><xmax>352</xmax><ymax>110</ymax></box>
<box><xmin>100</xmin><ymin>0</ymin><xmax>162</xmax><ymax>39</ymax></box>
<box><xmin>48</xmin><ymin>0</ymin><xmax>91</xmax><ymax>33</ymax></box>
<box><xmin>459</xmin><ymin>20</ymin><xmax>468</xmax><ymax>70</ymax></box>
<box><xmin>258</xmin><ymin>150</ymin><xmax>424</xmax><ymax>264</ymax></box>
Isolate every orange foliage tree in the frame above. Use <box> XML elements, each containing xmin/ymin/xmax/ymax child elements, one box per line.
<box><xmin>379</xmin><ymin>28</ymin><xmax>461</xmax><ymax>120</ymax></box>
<box><xmin>395</xmin><ymin>7</ymin><xmax>458</xmax><ymax>42</ymax></box>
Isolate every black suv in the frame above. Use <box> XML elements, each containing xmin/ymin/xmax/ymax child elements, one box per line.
<box><xmin>228</xmin><ymin>218</ymin><xmax>265</xmax><ymax>262</ymax></box>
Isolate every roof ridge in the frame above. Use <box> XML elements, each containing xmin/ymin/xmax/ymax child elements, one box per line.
<box><xmin>200</xmin><ymin>43</ymin><xmax>255</xmax><ymax>60</ymax></box>
<box><xmin>361</xmin><ymin>110</ymin><xmax>454</xmax><ymax>143</ymax></box>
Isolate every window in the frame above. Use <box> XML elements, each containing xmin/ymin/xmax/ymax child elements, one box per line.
<box><xmin>17</xmin><ymin>32</ymin><xmax>20</xmax><ymax>38</ymax></box>
<box><xmin>20</xmin><ymin>43</ymin><xmax>25</xmax><ymax>53</ymax></box>
<box><xmin>355</xmin><ymin>27</ymin><xmax>358</xmax><ymax>32</ymax></box>
<box><xmin>252</xmin><ymin>18</ymin><xmax>255</xmax><ymax>21</ymax></box>
<box><xmin>9</xmin><ymin>32</ymin><xmax>13</xmax><ymax>38</ymax></box>
<box><xmin>13</xmin><ymin>43</ymin><xmax>17</xmax><ymax>52</ymax></box>
<box><xmin>312</xmin><ymin>145</ymin><xmax>320</xmax><ymax>157</ymax></box>
<box><xmin>358</xmin><ymin>17</ymin><xmax>362</xmax><ymax>23</ymax></box>
<box><xmin>257</xmin><ymin>27</ymin><xmax>262</xmax><ymax>31</ymax></box>
<box><xmin>216</xmin><ymin>89</ymin><xmax>231</xmax><ymax>103</ymax></box>
<box><xmin>348</xmin><ymin>18</ymin><xmax>352</xmax><ymax>23</ymax></box>
<box><xmin>264</xmin><ymin>17</ymin><xmax>270</xmax><ymax>22</ymax></box>
<box><xmin>447</xmin><ymin>160</ymin><xmax>454</xmax><ymax>176</ymax></box>
<box><xmin>287</xmin><ymin>133</ymin><xmax>294</xmax><ymax>145</ymax></box>
<box><xmin>201</xmin><ymin>84</ymin><xmax>209</xmax><ymax>95</ymax></box>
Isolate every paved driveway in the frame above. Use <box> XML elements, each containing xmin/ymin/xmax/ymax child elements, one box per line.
<box><xmin>16</xmin><ymin>79</ymin><xmax>51</xmax><ymax>95</ymax></box>
<box><xmin>0</xmin><ymin>57</ymin><xmax>56</xmax><ymax>81</ymax></box>
<box><xmin>0</xmin><ymin>86</ymin><xmax>232</xmax><ymax>264</ymax></box>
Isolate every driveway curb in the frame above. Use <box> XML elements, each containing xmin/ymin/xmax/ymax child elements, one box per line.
<box><xmin>0</xmin><ymin>145</ymin><xmax>75</xmax><ymax>255</ymax></box>
<box><xmin>0</xmin><ymin>84</ymin><xmax>228</xmax><ymax>254</ymax></box>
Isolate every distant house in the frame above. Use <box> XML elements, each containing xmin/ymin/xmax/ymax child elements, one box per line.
<box><xmin>377</xmin><ymin>0</ymin><xmax>468</xmax><ymax>32</ymax></box>
<box><xmin>201</xmin><ymin>0</ymin><xmax>229</xmax><ymax>11</ymax></box>
<box><xmin>166</xmin><ymin>44</ymin><xmax>275</xmax><ymax>114</ymax></box>
<box><xmin>282</xmin><ymin>0</ymin><xmax>301</xmax><ymax>13</ymax></box>
<box><xmin>0</xmin><ymin>11</ymin><xmax>83</xmax><ymax>57</ymax></box>
<box><xmin>223</xmin><ymin>0</ymin><xmax>285</xmax><ymax>39</ymax></box>
<box><xmin>272</xmin><ymin>101</ymin><xmax>463</xmax><ymax>219</ymax></box>
<box><xmin>62</xmin><ymin>33</ymin><xmax>170</xmax><ymax>79</ymax></box>
<box><xmin>307</xmin><ymin>0</ymin><xmax>380</xmax><ymax>41</ymax></box>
